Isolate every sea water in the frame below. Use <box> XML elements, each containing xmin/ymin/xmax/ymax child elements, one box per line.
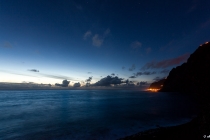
<box><xmin>0</xmin><ymin>90</ymin><xmax>198</xmax><ymax>140</ymax></box>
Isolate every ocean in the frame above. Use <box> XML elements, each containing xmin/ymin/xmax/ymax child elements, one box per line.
<box><xmin>0</xmin><ymin>90</ymin><xmax>198</xmax><ymax>140</ymax></box>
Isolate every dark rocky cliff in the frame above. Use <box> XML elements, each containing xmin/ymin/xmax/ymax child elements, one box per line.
<box><xmin>160</xmin><ymin>42</ymin><xmax>210</xmax><ymax>136</ymax></box>
<box><xmin>160</xmin><ymin>42</ymin><xmax>210</xmax><ymax>96</ymax></box>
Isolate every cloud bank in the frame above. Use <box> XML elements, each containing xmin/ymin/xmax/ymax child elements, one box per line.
<box><xmin>38</xmin><ymin>73</ymin><xmax>74</xmax><ymax>80</ymax></box>
<box><xmin>137</xmin><ymin>81</ymin><xmax>148</xmax><ymax>86</ymax></box>
<box><xmin>73</xmin><ymin>82</ymin><xmax>81</xmax><ymax>87</ymax></box>
<box><xmin>55</xmin><ymin>80</ymin><xmax>70</xmax><ymax>87</ymax></box>
<box><xmin>129</xmin><ymin>71</ymin><xmax>157</xmax><ymax>78</ymax></box>
<box><xmin>93</xmin><ymin>75</ymin><xmax>124</xmax><ymax>86</ymax></box>
<box><xmin>141</xmin><ymin>53</ymin><xmax>190</xmax><ymax>70</ymax></box>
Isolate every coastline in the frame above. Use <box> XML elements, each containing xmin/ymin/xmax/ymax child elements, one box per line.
<box><xmin>119</xmin><ymin>117</ymin><xmax>201</xmax><ymax>140</ymax></box>
<box><xmin>119</xmin><ymin>96</ymin><xmax>210</xmax><ymax>140</ymax></box>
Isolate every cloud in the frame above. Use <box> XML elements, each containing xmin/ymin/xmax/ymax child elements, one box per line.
<box><xmin>137</xmin><ymin>81</ymin><xmax>148</xmax><ymax>86</ymax></box>
<box><xmin>85</xmin><ymin>76</ymin><xmax>92</xmax><ymax>87</ymax></box>
<box><xmin>86</xmin><ymin>76</ymin><xmax>92</xmax><ymax>82</ymax></box>
<box><xmin>128</xmin><ymin>64</ymin><xmax>136</xmax><ymax>71</ymax></box>
<box><xmin>160</xmin><ymin>69</ymin><xmax>170</xmax><ymax>74</ymax></box>
<box><xmin>201</xmin><ymin>19</ymin><xmax>210</xmax><ymax>29</ymax></box>
<box><xmin>0</xmin><ymin>82</ymin><xmax>52</xmax><ymax>89</ymax></box>
<box><xmin>55</xmin><ymin>80</ymin><xmax>70</xmax><ymax>87</ymax></box>
<box><xmin>135</xmin><ymin>72</ymin><xmax>143</xmax><ymax>76</ymax></box>
<box><xmin>38</xmin><ymin>73</ymin><xmax>75</xmax><ymax>80</ymax></box>
<box><xmin>3</xmin><ymin>41</ymin><xmax>12</xmax><ymax>48</ymax></box>
<box><xmin>73</xmin><ymin>82</ymin><xmax>81</xmax><ymax>87</ymax></box>
<box><xmin>0</xmin><ymin>69</ymin><xmax>76</xmax><ymax>81</ymax></box>
<box><xmin>104</xmin><ymin>28</ymin><xmax>110</xmax><ymax>36</ymax></box>
<box><xmin>0</xmin><ymin>70</ymin><xmax>38</xmax><ymax>77</ymax></box>
<box><xmin>129</xmin><ymin>76</ymin><xmax>137</xmax><ymax>78</ymax></box>
<box><xmin>128</xmin><ymin>71</ymin><xmax>157</xmax><ymax>79</ymax></box>
<box><xmin>87</xmin><ymin>72</ymin><xmax>92</xmax><ymax>74</ymax></box>
<box><xmin>111</xmin><ymin>73</ymin><xmax>115</xmax><ymax>76</ymax></box>
<box><xmin>122</xmin><ymin>79</ymin><xmax>135</xmax><ymax>86</ymax></box>
<box><xmin>83</xmin><ymin>31</ymin><xmax>92</xmax><ymax>40</ymax></box>
<box><xmin>127</xmin><ymin>81</ymin><xmax>135</xmax><ymax>86</ymax></box>
<box><xmin>146</xmin><ymin>47</ymin><xmax>152</xmax><ymax>54</ymax></box>
<box><xmin>142</xmin><ymin>71</ymin><xmax>156</xmax><ymax>75</ymax></box>
<box><xmin>153</xmin><ymin>77</ymin><xmax>161</xmax><ymax>81</ymax></box>
<box><xmin>93</xmin><ymin>75</ymin><xmax>124</xmax><ymax>86</ymax></box>
<box><xmin>122</xmin><ymin>66</ymin><xmax>125</xmax><ymax>70</ymax></box>
<box><xmin>124</xmin><ymin>79</ymin><xmax>129</xmax><ymax>84</ymax></box>
<box><xmin>131</xmin><ymin>41</ymin><xmax>142</xmax><ymax>49</ymax></box>
<box><xmin>92</xmin><ymin>34</ymin><xmax>103</xmax><ymax>47</ymax></box>
<box><xmin>28</xmin><ymin>69</ymin><xmax>39</xmax><ymax>72</ymax></box>
<box><xmin>91</xmin><ymin>29</ymin><xmax>110</xmax><ymax>47</ymax></box>
<box><xmin>134</xmin><ymin>71</ymin><xmax>156</xmax><ymax>77</ymax></box>
<box><xmin>141</xmin><ymin>53</ymin><xmax>190</xmax><ymax>70</ymax></box>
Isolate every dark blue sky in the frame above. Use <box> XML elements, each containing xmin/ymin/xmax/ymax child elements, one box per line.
<box><xmin>0</xmin><ymin>0</ymin><xmax>210</xmax><ymax>86</ymax></box>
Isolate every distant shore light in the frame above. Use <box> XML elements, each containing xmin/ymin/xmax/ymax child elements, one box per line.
<box><xmin>147</xmin><ymin>88</ymin><xmax>160</xmax><ymax>92</ymax></box>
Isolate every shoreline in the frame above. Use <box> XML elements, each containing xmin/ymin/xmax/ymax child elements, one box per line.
<box><xmin>119</xmin><ymin>94</ymin><xmax>210</xmax><ymax>140</ymax></box>
<box><xmin>119</xmin><ymin>117</ymin><xmax>202</xmax><ymax>140</ymax></box>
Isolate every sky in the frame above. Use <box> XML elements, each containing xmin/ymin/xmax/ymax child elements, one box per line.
<box><xmin>0</xmin><ymin>0</ymin><xmax>210</xmax><ymax>87</ymax></box>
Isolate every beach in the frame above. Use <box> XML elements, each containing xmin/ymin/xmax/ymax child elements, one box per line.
<box><xmin>120</xmin><ymin>96</ymin><xmax>210</xmax><ymax>140</ymax></box>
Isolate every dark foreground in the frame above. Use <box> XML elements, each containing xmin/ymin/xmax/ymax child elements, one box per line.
<box><xmin>120</xmin><ymin>101</ymin><xmax>210</xmax><ymax>140</ymax></box>
<box><xmin>120</xmin><ymin>117</ymin><xmax>201</xmax><ymax>140</ymax></box>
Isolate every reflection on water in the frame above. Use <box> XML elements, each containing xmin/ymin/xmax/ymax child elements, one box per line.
<box><xmin>0</xmin><ymin>90</ymin><xmax>198</xmax><ymax>140</ymax></box>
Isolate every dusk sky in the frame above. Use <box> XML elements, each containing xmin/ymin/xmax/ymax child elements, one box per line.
<box><xmin>0</xmin><ymin>0</ymin><xmax>210</xmax><ymax>86</ymax></box>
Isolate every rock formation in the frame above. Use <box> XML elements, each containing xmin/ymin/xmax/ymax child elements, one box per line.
<box><xmin>159</xmin><ymin>41</ymin><xmax>210</xmax><ymax>136</ymax></box>
<box><xmin>160</xmin><ymin>42</ymin><xmax>210</xmax><ymax>97</ymax></box>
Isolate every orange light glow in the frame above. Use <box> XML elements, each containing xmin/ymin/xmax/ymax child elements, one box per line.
<box><xmin>147</xmin><ymin>88</ymin><xmax>160</xmax><ymax>92</ymax></box>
